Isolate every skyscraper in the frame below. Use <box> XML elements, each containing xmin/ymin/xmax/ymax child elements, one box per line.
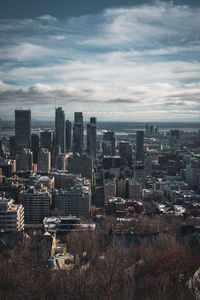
<box><xmin>40</xmin><ymin>130</ymin><xmax>54</xmax><ymax>153</ymax></box>
<box><xmin>38</xmin><ymin>148</ymin><xmax>51</xmax><ymax>172</ymax></box>
<box><xmin>0</xmin><ymin>118</ymin><xmax>1</xmax><ymax>142</ymax></box>
<box><xmin>102</xmin><ymin>131</ymin><xmax>116</xmax><ymax>156</ymax></box>
<box><xmin>0</xmin><ymin>118</ymin><xmax>2</xmax><ymax>154</ymax></box>
<box><xmin>15</xmin><ymin>110</ymin><xmax>31</xmax><ymax>153</ymax></box>
<box><xmin>55</xmin><ymin>107</ymin><xmax>66</xmax><ymax>153</ymax></box>
<box><xmin>66</xmin><ymin>120</ymin><xmax>72</xmax><ymax>152</ymax></box>
<box><xmin>16</xmin><ymin>148</ymin><xmax>33</xmax><ymax>171</ymax></box>
<box><xmin>87</xmin><ymin>117</ymin><xmax>97</xmax><ymax>157</ymax></box>
<box><xmin>31</xmin><ymin>134</ymin><xmax>39</xmax><ymax>164</ymax></box>
<box><xmin>136</xmin><ymin>131</ymin><xmax>144</xmax><ymax>162</ymax></box>
<box><xmin>73</xmin><ymin>112</ymin><xmax>83</xmax><ymax>154</ymax></box>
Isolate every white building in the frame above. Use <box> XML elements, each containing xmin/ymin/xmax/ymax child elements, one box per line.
<box><xmin>0</xmin><ymin>197</ymin><xmax>24</xmax><ymax>231</ymax></box>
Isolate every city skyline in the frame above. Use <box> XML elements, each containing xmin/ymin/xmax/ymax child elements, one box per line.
<box><xmin>0</xmin><ymin>0</ymin><xmax>200</xmax><ymax>121</ymax></box>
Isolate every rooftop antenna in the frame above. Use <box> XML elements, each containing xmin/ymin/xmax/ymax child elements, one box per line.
<box><xmin>55</xmin><ymin>97</ymin><xmax>57</xmax><ymax>110</ymax></box>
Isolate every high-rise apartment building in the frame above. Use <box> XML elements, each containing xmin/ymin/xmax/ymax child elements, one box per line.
<box><xmin>15</xmin><ymin>110</ymin><xmax>31</xmax><ymax>153</ymax></box>
<box><xmin>55</xmin><ymin>107</ymin><xmax>66</xmax><ymax>153</ymax></box>
<box><xmin>0</xmin><ymin>197</ymin><xmax>24</xmax><ymax>232</ymax></box>
<box><xmin>21</xmin><ymin>187</ymin><xmax>51</xmax><ymax>224</ymax></box>
<box><xmin>68</xmin><ymin>153</ymin><xmax>93</xmax><ymax>181</ymax></box>
<box><xmin>55</xmin><ymin>153</ymin><xmax>68</xmax><ymax>170</ymax></box>
<box><xmin>38</xmin><ymin>148</ymin><xmax>51</xmax><ymax>172</ymax></box>
<box><xmin>54</xmin><ymin>172</ymin><xmax>78</xmax><ymax>190</ymax></box>
<box><xmin>54</xmin><ymin>185</ymin><xmax>91</xmax><ymax>218</ymax></box>
<box><xmin>104</xmin><ymin>179</ymin><xmax>116</xmax><ymax>203</ymax></box>
<box><xmin>128</xmin><ymin>179</ymin><xmax>141</xmax><ymax>201</ymax></box>
<box><xmin>136</xmin><ymin>131</ymin><xmax>144</xmax><ymax>162</ymax></box>
<box><xmin>87</xmin><ymin>117</ymin><xmax>97</xmax><ymax>157</ymax></box>
<box><xmin>66</xmin><ymin>120</ymin><xmax>72</xmax><ymax>152</ymax></box>
<box><xmin>73</xmin><ymin>112</ymin><xmax>83</xmax><ymax>154</ymax></box>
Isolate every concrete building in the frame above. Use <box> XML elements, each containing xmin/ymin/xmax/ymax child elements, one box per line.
<box><xmin>128</xmin><ymin>179</ymin><xmax>141</xmax><ymax>201</ymax></box>
<box><xmin>44</xmin><ymin>216</ymin><xmax>95</xmax><ymax>233</ymax></box>
<box><xmin>15</xmin><ymin>110</ymin><xmax>31</xmax><ymax>153</ymax></box>
<box><xmin>186</xmin><ymin>158</ymin><xmax>200</xmax><ymax>190</ymax></box>
<box><xmin>29</xmin><ymin>175</ymin><xmax>55</xmax><ymax>189</ymax></box>
<box><xmin>0</xmin><ymin>197</ymin><xmax>24</xmax><ymax>232</ymax></box>
<box><xmin>55</xmin><ymin>107</ymin><xmax>66</xmax><ymax>153</ymax></box>
<box><xmin>103</xmin><ymin>156</ymin><xmax>121</xmax><ymax>179</ymax></box>
<box><xmin>104</xmin><ymin>179</ymin><xmax>116</xmax><ymax>203</ymax></box>
<box><xmin>68</xmin><ymin>153</ymin><xmax>93</xmax><ymax>180</ymax></box>
<box><xmin>87</xmin><ymin>117</ymin><xmax>97</xmax><ymax>157</ymax></box>
<box><xmin>134</xmin><ymin>163</ymin><xmax>145</xmax><ymax>183</ymax></box>
<box><xmin>169</xmin><ymin>130</ymin><xmax>181</xmax><ymax>149</ymax></box>
<box><xmin>94</xmin><ymin>186</ymin><xmax>104</xmax><ymax>208</ymax></box>
<box><xmin>0</xmin><ymin>159</ymin><xmax>16</xmax><ymax>177</ymax></box>
<box><xmin>136</xmin><ymin>131</ymin><xmax>144</xmax><ymax>162</ymax></box>
<box><xmin>38</xmin><ymin>148</ymin><xmax>51</xmax><ymax>172</ymax></box>
<box><xmin>119</xmin><ymin>141</ymin><xmax>132</xmax><ymax>163</ymax></box>
<box><xmin>16</xmin><ymin>148</ymin><xmax>33</xmax><ymax>171</ymax></box>
<box><xmin>54</xmin><ymin>172</ymin><xmax>78</xmax><ymax>190</ymax></box>
<box><xmin>21</xmin><ymin>187</ymin><xmax>51</xmax><ymax>225</ymax></box>
<box><xmin>117</xmin><ymin>178</ymin><xmax>127</xmax><ymax>198</ymax></box>
<box><xmin>55</xmin><ymin>153</ymin><xmax>68</xmax><ymax>170</ymax></box>
<box><xmin>54</xmin><ymin>185</ymin><xmax>91</xmax><ymax>218</ymax></box>
<box><xmin>66</xmin><ymin>120</ymin><xmax>72</xmax><ymax>152</ymax></box>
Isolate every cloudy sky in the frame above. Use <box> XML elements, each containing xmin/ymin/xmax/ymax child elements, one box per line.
<box><xmin>0</xmin><ymin>0</ymin><xmax>200</xmax><ymax>121</ymax></box>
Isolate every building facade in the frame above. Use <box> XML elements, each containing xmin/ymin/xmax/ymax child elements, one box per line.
<box><xmin>55</xmin><ymin>107</ymin><xmax>66</xmax><ymax>153</ymax></box>
<box><xmin>15</xmin><ymin>110</ymin><xmax>31</xmax><ymax>153</ymax></box>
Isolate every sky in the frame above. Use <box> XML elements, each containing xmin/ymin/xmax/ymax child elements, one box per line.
<box><xmin>0</xmin><ymin>0</ymin><xmax>200</xmax><ymax>121</ymax></box>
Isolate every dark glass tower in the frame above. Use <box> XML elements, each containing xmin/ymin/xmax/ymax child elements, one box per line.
<box><xmin>66</xmin><ymin>120</ymin><xmax>72</xmax><ymax>152</ymax></box>
<box><xmin>87</xmin><ymin>117</ymin><xmax>97</xmax><ymax>156</ymax></box>
<box><xmin>40</xmin><ymin>130</ymin><xmax>54</xmax><ymax>153</ymax></box>
<box><xmin>31</xmin><ymin>134</ymin><xmax>39</xmax><ymax>164</ymax></box>
<box><xmin>55</xmin><ymin>107</ymin><xmax>66</xmax><ymax>153</ymax></box>
<box><xmin>15</xmin><ymin>110</ymin><xmax>31</xmax><ymax>153</ymax></box>
<box><xmin>103</xmin><ymin>131</ymin><xmax>116</xmax><ymax>156</ymax></box>
<box><xmin>136</xmin><ymin>131</ymin><xmax>144</xmax><ymax>162</ymax></box>
<box><xmin>73</xmin><ymin>112</ymin><xmax>83</xmax><ymax>154</ymax></box>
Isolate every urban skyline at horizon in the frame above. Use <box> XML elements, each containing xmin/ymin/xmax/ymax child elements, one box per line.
<box><xmin>0</xmin><ymin>0</ymin><xmax>200</xmax><ymax>121</ymax></box>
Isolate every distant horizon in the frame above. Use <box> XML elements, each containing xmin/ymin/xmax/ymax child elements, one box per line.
<box><xmin>1</xmin><ymin>119</ymin><xmax>200</xmax><ymax>124</ymax></box>
<box><xmin>0</xmin><ymin>0</ymin><xmax>200</xmax><ymax>121</ymax></box>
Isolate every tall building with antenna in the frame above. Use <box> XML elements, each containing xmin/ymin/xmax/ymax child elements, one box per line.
<box><xmin>55</xmin><ymin>107</ymin><xmax>66</xmax><ymax>153</ymax></box>
<box><xmin>15</xmin><ymin>110</ymin><xmax>31</xmax><ymax>153</ymax></box>
<box><xmin>87</xmin><ymin>117</ymin><xmax>97</xmax><ymax>157</ymax></box>
<box><xmin>73</xmin><ymin>112</ymin><xmax>83</xmax><ymax>154</ymax></box>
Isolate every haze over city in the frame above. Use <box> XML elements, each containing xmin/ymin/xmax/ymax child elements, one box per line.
<box><xmin>0</xmin><ymin>0</ymin><xmax>200</xmax><ymax>121</ymax></box>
